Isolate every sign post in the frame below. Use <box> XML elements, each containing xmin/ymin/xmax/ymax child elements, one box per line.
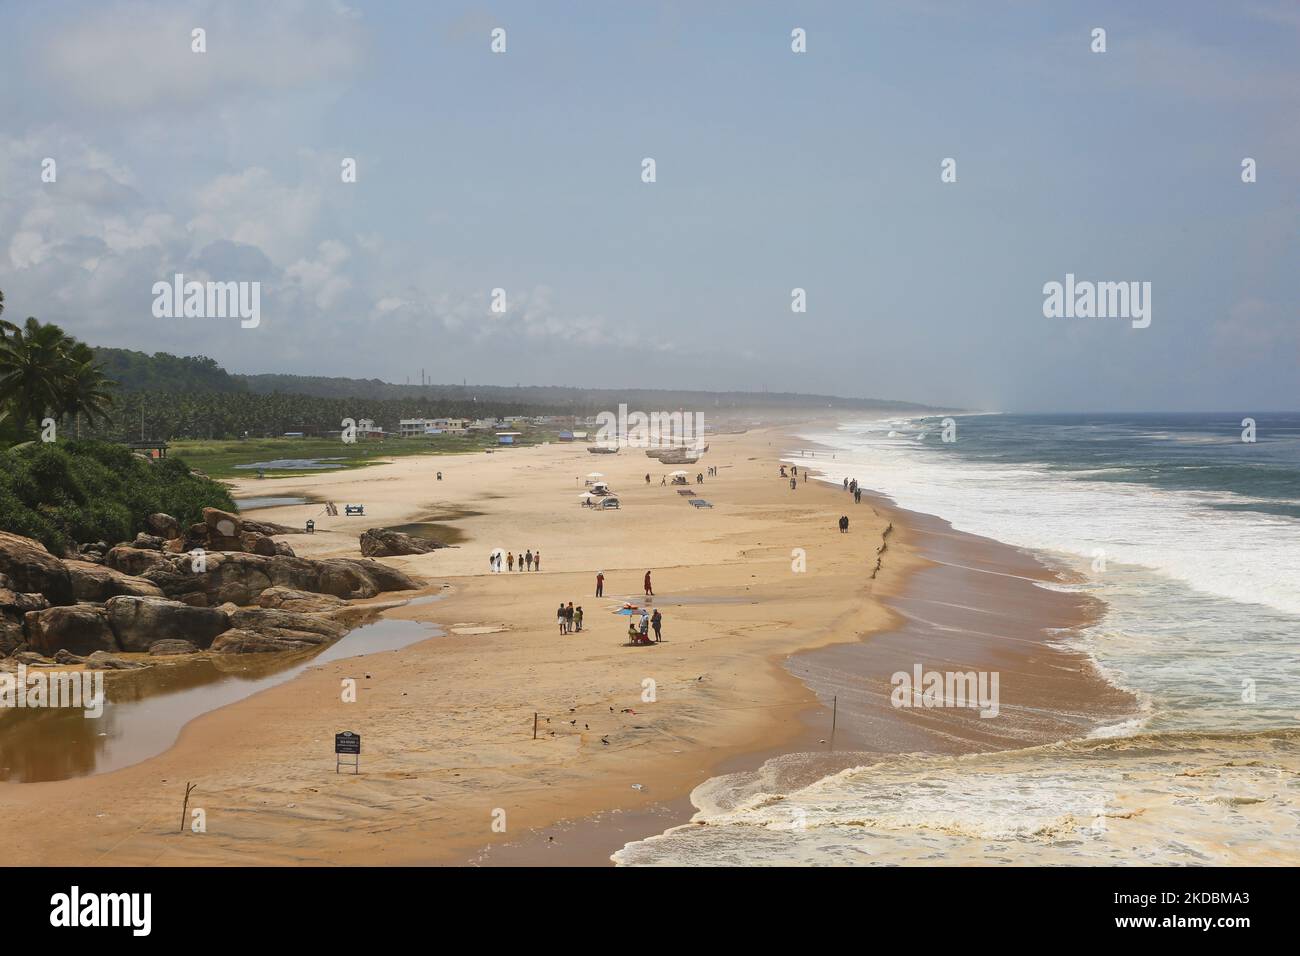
<box><xmin>335</xmin><ymin>731</ymin><xmax>361</xmax><ymax>774</ymax></box>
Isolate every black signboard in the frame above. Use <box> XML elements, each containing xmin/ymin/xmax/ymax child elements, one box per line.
<box><xmin>335</xmin><ymin>731</ymin><xmax>361</xmax><ymax>773</ymax></box>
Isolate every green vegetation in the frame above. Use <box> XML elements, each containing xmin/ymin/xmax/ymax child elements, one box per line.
<box><xmin>92</xmin><ymin>347</ymin><xmax>246</xmax><ymax>393</ymax></box>
<box><xmin>0</xmin><ymin>294</ymin><xmax>115</xmax><ymax>443</ymax></box>
<box><xmin>170</xmin><ymin>431</ymin><xmax>551</xmax><ymax>480</ymax></box>
<box><xmin>0</xmin><ymin>439</ymin><xmax>234</xmax><ymax>555</ymax></box>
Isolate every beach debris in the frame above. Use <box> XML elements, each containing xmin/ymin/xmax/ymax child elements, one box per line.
<box><xmin>632</xmin><ymin>784</ymin><xmax>644</xmax><ymax>791</ymax></box>
<box><xmin>359</xmin><ymin>527</ymin><xmax>442</xmax><ymax>558</ymax></box>
<box><xmin>601</xmin><ymin>737</ymin><xmax>610</xmax><ymax>745</ymax></box>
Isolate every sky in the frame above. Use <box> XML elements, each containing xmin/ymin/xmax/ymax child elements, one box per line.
<box><xmin>0</xmin><ymin>0</ymin><xmax>1296</xmax><ymax>412</ymax></box>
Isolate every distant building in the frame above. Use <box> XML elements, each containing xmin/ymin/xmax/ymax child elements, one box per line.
<box><xmin>496</xmin><ymin>431</ymin><xmax>521</xmax><ymax>446</ymax></box>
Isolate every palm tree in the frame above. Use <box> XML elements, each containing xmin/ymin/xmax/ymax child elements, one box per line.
<box><xmin>0</xmin><ymin>316</ymin><xmax>72</xmax><ymax>438</ymax></box>
<box><xmin>0</xmin><ymin>311</ymin><xmax>115</xmax><ymax>441</ymax></box>
<box><xmin>61</xmin><ymin>341</ymin><xmax>116</xmax><ymax>438</ymax></box>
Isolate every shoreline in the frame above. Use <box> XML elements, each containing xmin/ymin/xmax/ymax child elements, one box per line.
<box><xmin>0</xmin><ymin>418</ymin><xmax>1135</xmax><ymax>867</ymax></box>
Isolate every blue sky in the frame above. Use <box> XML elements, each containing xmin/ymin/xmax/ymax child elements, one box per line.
<box><xmin>0</xmin><ymin>0</ymin><xmax>1295</xmax><ymax>411</ymax></box>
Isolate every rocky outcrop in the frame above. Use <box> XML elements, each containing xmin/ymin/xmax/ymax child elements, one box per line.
<box><xmin>0</xmin><ymin>531</ymin><xmax>75</xmax><ymax>606</ymax></box>
<box><xmin>257</xmin><ymin>586</ymin><xmax>346</xmax><ymax>613</ymax></box>
<box><xmin>203</xmin><ymin>507</ymin><xmax>244</xmax><ymax>551</ymax></box>
<box><xmin>131</xmin><ymin>533</ymin><xmax>165</xmax><ymax>550</ymax></box>
<box><xmin>359</xmin><ymin>527</ymin><xmax>440</xmax><ymax>558</ymax></box>
<box><xmin>148</xmin><ymin>639</ymin><xmax>201</xmax><ymax>656</ymax></box>
<box><xmin>104</xmin><ymin>596</ymin><xmax>231</xmax><ymax>652</ymax></box>
<box><xmin>84</xmin><ymin>650</ymin><xmax>150</xmax><ymax>670</ymax></box>
<box><xmin>211</xmin><ymin>607</ymin><xmax>347</xmax><ymax>653</ymax></box>
<box><xmin>105</xmin><ymin>545</ymin><xmax>168</xmax><ymax>577</ymax></box>
<box><xmin>65</xmin><ymin>560</ymin><xmax>165</xmax><ymax>602</ymax></box>
<box><xmin>145</xmin><ymin>513</ymin><xmax>181</xmax><ymax>540</ymax></box>
<box><xmin>25</xmin><ymin>605</ymin><xmax>118</xmax><ymax>656</ymax></box>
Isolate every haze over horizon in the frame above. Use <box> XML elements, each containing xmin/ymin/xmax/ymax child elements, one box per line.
<box><xmin>1</xmin><ymin>1</ymin><xmax>1296</xmax><ymax>413</ymax></box>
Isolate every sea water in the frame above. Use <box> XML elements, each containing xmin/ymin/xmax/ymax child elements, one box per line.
<box><xmin>615</xmin><ymin>413</ymin><xmax>1300</xmax><ymax>865</ymax></box>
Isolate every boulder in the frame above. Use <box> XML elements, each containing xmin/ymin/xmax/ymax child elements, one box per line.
<box><xmin>105</xmin><ymin>545</ymin><xmax>167</xmax><ymax>577</ymax></box>
<box><xmin>104</xmin><ymin>596</ymin><xmax>231</xmax><ymax>652</ymax></box>
<box><xmin>209</xmin><ymin>628</ymin><xmax>322</xmax><ymax>653</ymax></box>
<box><xmin>53</xmin><ymin>649</ymin><xmax>87</xmax><ymax>664</ymax></box>
<box><xmin>273</xmin><ymin>541</ymin><xmax>296</xmax><ymax>558</ymax></box>
<box><xmin>315</xmin><ymin>560</ymin><xmax>380</xmax><ymax>599</ymax></box>
<box><xmin>13</xmin><ymin>650</ymin><xmax>55</xmax><ymax>666</ymax></box>
<box><xmin>24</xmin><ymin>605</ymin><xmax>118</xmax><ymax>656</ymax></box>
<box><xmin>339</xmin><ymin>558</ymin><xmax>422</xmax><ymax>594</ymax></box>
<box><xmin>131</xmin><ymin>533</ymin><xmax>165</xmax><ymax>551</ymax></box>
<box><xmin>205</xmin><ymin>552</ymin><xmax>274</xmax><ymax>605</ymax></box>
<box><xmin>145</xmin><ymin>513</ymin><xmax>182</xmax><ymax>540</ymax></box>
<box><xmin>0</xmin><ymin>585</ymin><xmax>50</xmax><ymax>616</ymax></box>
<box><xmin>266</xmin><ymin>555</ymin><xmax>324</xmax><ymax>592</ymax></box>
<box><xmin>242</xmin><ymin>518</ymin><xmax>301</xmax><ymax>536</ymax></box>
<box><xmin>257</xmin><ymin>586</ymin><xmax>346</xmax><ymax>613</ymax></box>
<box><xmin>85</xmin><ymin>650</ymin><xmax>150</xmax><ymax>670</ymax></box>
<box><xmin>148</xmin><ymin>638</ymin><xmax>201</xmax><ymax>656</ymax></box>
<box><xmin>64</xmin><ymin>560</ymin><xmax>165</xmax><ymax>602</ymax></box>
<box><xmin>359</xmin><ymin>528</ymin><xmax>440</xmax><ymax>558</ymax></box>
<box><xmin>0</xmin><ymin>531</ymin><xmax>75</xmax><ymax>606</ymax></box>
<box><xmin>203</xmin><ymin>507</ymin><xmax>243</xmax><ymax>550</ymax></box>
<box><xmin>0</xmin><ymin>618</ymin><xmax>24</xmax><ymax>657</ymax></box>
<box><xmin>210</xmin><ymin>606</ymin><xmax>348</xmax><ymax>654</ymax></box>
<box><xmin>241</xmin><ymin>532</ymin><xmax>279</xmax><ymax>557</ymax></box>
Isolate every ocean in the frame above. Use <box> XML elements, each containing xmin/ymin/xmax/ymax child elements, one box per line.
<box><xmin>614</xmin><ymin>413</ymin><xmax>1300</xmax><ymax>865</ymax></box>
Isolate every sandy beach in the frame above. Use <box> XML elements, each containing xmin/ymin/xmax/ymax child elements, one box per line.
<box><xmin>1</xmin><ymin>422</ymin><xmax>1133</xmax><ymax>866</ymax></box>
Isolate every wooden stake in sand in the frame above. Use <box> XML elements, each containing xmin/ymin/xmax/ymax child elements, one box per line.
<box><xmin>180</xmin><ymin>782</ymin><xmax>197</xmax><ymax>833</ymax></box>
<box><xmin>533</xmin><ymin>712</ymin><xmax>538</xmax><ymax>740</ymax></box>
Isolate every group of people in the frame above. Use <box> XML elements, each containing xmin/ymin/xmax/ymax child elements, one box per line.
<box><xmin>780</xmin><ymin>463</ymin><xmax>807</xmax><ymax>489</ymax></box>
<box><xmin>628</xmin><ymin>606</ymin><xmax>663</xmax><ymax>645</ymax></box>
<box><xmin>556</xmin><ymin>601</ymin><xmax>584</xmax><ymax>634</ymax></box>
<box><xmin>842</xmin><ymin>476</ymin><xmax>862</xmax><ymax>503</ymax></box>
<box><xmin>492</xmin><ymin>549</ymin><xmax>541</xmax><ymax>572</ymax></box>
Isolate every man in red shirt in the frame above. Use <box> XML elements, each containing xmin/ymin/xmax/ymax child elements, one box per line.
<box><xmin>644</xmin><ymin>571</ymin><xmax>653</xmax><ymax>597</ymax></box>
<box><xmin>596</xmin><ymin>571</ymin><xmax>605</xmax><ymax>597</ymax></box>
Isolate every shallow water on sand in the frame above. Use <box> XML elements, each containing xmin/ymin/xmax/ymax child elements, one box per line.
<box><xmin>0</xmin><ymin>596</ymin><xmax>442</xmax><ymax>783</ymax></box>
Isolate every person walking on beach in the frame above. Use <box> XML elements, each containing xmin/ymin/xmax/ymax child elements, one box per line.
<box><xmin>644</xmin><ymin>570</ymin><xmax>653</xmax><ymax>597</ymax></box>
<box><xmin>516</xmin><ymin>549</ymin><xmax>523</xmax><ymax>569</ymax></box>
<box><xmin>839</xmin><ymin>515</ymin><xmax>849</xmax><ymax>533</ymax></box>
<box><xmin>507</xmin><ymin>551</ymin><xmax>514</xmax><ymax>572</ymax></box>
<box><xmin>790</xmin><ymin>477</ymin><xmax>797</xmax><ymax>490</ymax></box>
<box><xmin>574</xmin><ymin>606</ymin><xmax>584</xmax><ymax>632</ymax></box>
<box><xmin>660</xmin><ymin>475</ymin><xmax>666</xmax><ymax>486</ymax></box>
<box><xmin>854</xmin><ymin>488</ymin><xmax>862</xmax><ymax>504</ymax></box>
<box><xmin>596</xmin><ymin>571</ymin><xmax>605</xmax><ymax>597</ymax></box>
<box><xmin>645</xmin><ymin>473</ymin><xmax>651</xmax><ymax>484</ymax></box>
<box><xmin>437</xmin><ymin>471</ymin><xmax>442</xmax><ymax>481</ymax></box>
<box><xmin>639</xmin><ymin>609</ymin><xmax>651</xmax><ymax>642</ymax></box>
<box><xmin>565</xmin><ymin>602</ymin><xmax>575</xmax><ymax>633</ymax></box>
<box><xmin>525</xmin><ymin>550</ymin><xmax>533</xmax><ymax>571</ymax></box>
<box><xmin>557</xmin><ymin>603</ymin><xmax>567</xmax><ymax>634</ymax></box>
<box><xmin>534</xmin><ymin>550</ymin><xmax>541</xmax><ymax>571</ymax></box>
<box><xmin>489</xmin><ymin>552</ymin><xmax>496</xmax><ymax>573</ymax></box>
<box><xmin>651</xmin><ymin>608</ymin><xmax>662</xmax><ymax>643</ymax></box>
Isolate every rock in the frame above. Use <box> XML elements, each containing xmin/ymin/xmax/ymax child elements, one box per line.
<box><xmin>24</xmin><ymin>604</ymin><xmax>118</xmax><ymax>656</ymax></box>
<box><xmin>145</xmin><ymin>513</ymin><xmax>182</xmax><ymax>540</ymax></box>
<box><xmin>273</xmin><ymin>541</ymin><xmax>296</xmax><ymax>558</ymax></box>
<box><xmin>203</xmin><ymin>507</ymin><xmax>244</xmax><ymax>550</ymax></box>
<box><xmin>242</xmin><ymin>518</ymin><xmax>301</xmax><ymax>536</ymax></box>
<box><xmin>209</xmin><ymin>606</ymin><xmax>348</xmax><ymax>654</ymax></box>
<box><xmin>266</xmin><ymin>555</ymin><xmax>324</xmax><ymax>592</ymax></box>
<box><xmin>105</xmin><ymin>545</ymin><xmax>167</xmax><ymax>577</ymax></box>
<box><xmin>209</xmin><ymin>628</ymin><xmax>322</xmax><ymax>654</ymax></box>
<box><xmin>359</xmin><ymin>528</ymin><xmax>440</xmax><ymax>558</ymax></box>
<box><xmin>206</xmin><ymin>552</ymin><xmax>274</xmax><ymax>605</ymax></box>
<box><xmin>148</xmin><ymin>638</ymin><xmax>200</xmax><ymax>656</ymax></box>
<box><xmin>0</xmin><ymin>586</ymin><xmax>51</xmax><ymax>616</ymax></box>
<box><xmin>315</xmin><ymin>560</ymin><xmax>379</xmax><ymax>599</ymax></box>
<box><xmin>104</xmin><ymin>596</ymin><xmax>231</xmax><ymax>652</ymax></box>
<box><xmin>85</xmin><ymin>650</ymin><xmax>150</xmax><ymax>670</ymax></box>
<box><xmin>64</xmin><ymin>560</ymin><xmax>165</xmax><ymax>602</ymax></box>
<box><xmin>53</xmin><ymin>648</ymin><xmax>88</xmax><ymax>664</ymax></box>
<box><xmin>13</xmin><ymin>650</ymin><xmax>56</xmax><ymax>666</ymax></box>
<box><xmin>131</xmin><ymin>533</ymin><xmax>165</xmax><ymax>550</ymax></box>
<box><xmin>0</xmin><ymin>531</ymin><xmax>75</xmax><ymax>606</ymax></box>
<box><xmin>241</xmin><ymin>532</ymin><xmax>279</xmax><ymax>557</ymax></box>
<box><xmin>257</xmin><ymin>586</ymin><xmax>346</xmax><ymax>613</ymax></box>
<box><xmin>338</xmin><ymin>559</ymin><xmax>422</xmax><ymax>594</ymax></box>
<box><xmin>0</xmin><ymin>617</ymin><xmax>24</xmax><ymax>657</ymax></box>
